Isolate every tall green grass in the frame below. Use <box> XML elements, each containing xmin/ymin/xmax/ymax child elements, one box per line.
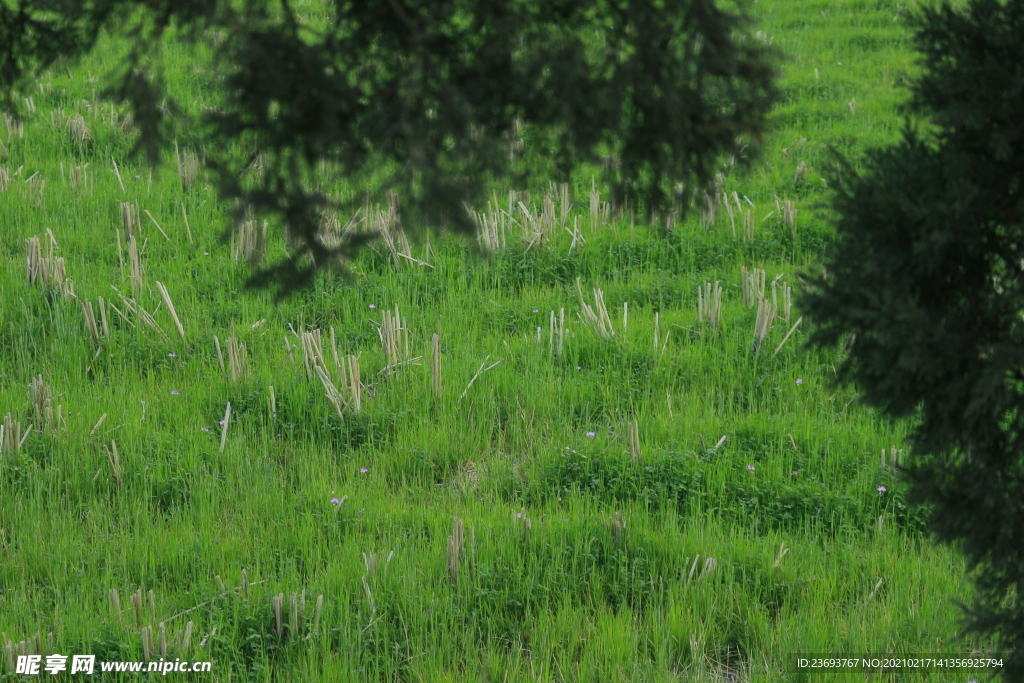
<box><xmin>0</xmin><ymin>0</ymin><xmax>993</xmax><ymax>680</ymax></box>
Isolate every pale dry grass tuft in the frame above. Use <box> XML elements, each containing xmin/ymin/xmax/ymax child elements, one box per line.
<box><xmin>25</xmin><ymin>171</ymin><xmax>45</xmax><ymax>206</ymax></box>
<box><xmin>627</xmin><ymin>419</ymin><xmax>641</xmax><ymax>460</ymax></box>
<box><xmin>447</xmin><ymin>517</ymin><xmax>464</xmax><ymax>586</ymax></box>
<box><xmin>576</xmin><ymin>277</ymin><xmax>616</xmax><ymax>338</ymax></box>
<box><xmin>30</xmin><ymin>375</ymin><xmax>63</xmax><ymax>436</ymax></box>
<box><xmin>375</xmin><ymin>191</ymin><xmax>413</xmax><ymax>269</ymax></box>
<box><xmin>455</xmin><ymin>460</ymin><xmax>480</xmax><ymax>495</ymax></box>
<box><xmin>1</xmin><ymin>413</ymin><xmax>26</xmax><ymax>455</ymax></box>
<box><xmin>469</xmin><ymin>193</ymin><xmax>508</xmax><ymax>252</ymax></box>
<box><xmin>81</xmin><ymin>300</ymin><xmax>101</xmax><ymax>347</ymax></box>
<box><xmin>741</xmin><ymin>267</ymin><xmax>766</xmax><ymax>308</ymax></box>
<box><xmin>431</xmin><ymin>333</ymin><xmax>442</xmax><ymax>398</ymax></box>
<box><xmin>231</xmin><ymin>217</ymin><xmax>267</xmax><ymax>267</ymax></box>
<box><xmin>610</xmin><ymin>511</ymin><xmax>626</xmax><ymax>547</ymax></box>
<box><xmin>67</xmin><ymin>115</ymin><xmax>91</xmax><ymax>144</ymax></box>
<box><xmin>378</xmin><ymin>306</ymin><xmax>411</xmax><ymax>365</ymax></box>
<box><xmin>69</xmin><ymin>164</ymin><xmax>89</xmax><ymax>191</ymax></box>
<box><xmin>296</xmin><ymin>327</ymin><xmax>361</xmax><ymax>418</ymax></box>
<box><xmin>699</xmin><ymin>189</ymin><xmax>720</xmax><ymax>228</ymax></box>
<box><xmin>794</xmin><ymin>160</ymin><xmax>807</xmax><ymax>183</ymax></box>
<box><xmin>110</xmin><ymin>286</ymin><xmax>167</xmax><ymax>339</ymax></box>
<box><xmin>155</xmin><ymin>282</ymin><xmax>185</xmax><ymax>340</ymax></box>
<box><xmin>120</xmin><ymin>201</ymin><xmax>140</xmax><ymax>240</ymax></box>
<box><xmin>548</xmin><ymin>308</ymin><xmax>565</xmax><ymax>356</ymax></box>
<box><xmin>589</xmin><ymin>177</ymin><xmax>611</xmax><ymax>231</ymax></box>
<box><xmin>226</xmin><ymin>336</ymin><xmax>246</xmax><ymax>382</ymax></box>
<box><xmin>771</xmin><ymin>277</ymin><xmax>792</xmax><ymax>322</ymax></box>
<box><xmin>753</xmin><ymin>299</ymin><xmax>777</xmax><ymax>349</ymax></box>
<box><xmin>175</xmin><ymin>142</ymin><xmax>201</xmax><ymax>188</ymax></box>
<box><xmin>25</xmin><ymin>233</ymin><xmax>75</xmax><ymax>298</ymax></box>
<box><xmin>697</xmin><ymin>280</ymin><xmax>723</xmax><ymax>331</ymax></box>
<box><xmin>127</xmin><ymin>235</ymin><xmax>142</xmax><ymax>299</ymax></box>
<box><xmin>3</xmin><ymin>113</ymin><xmax>24</xmax><ymax>139</ymax></box>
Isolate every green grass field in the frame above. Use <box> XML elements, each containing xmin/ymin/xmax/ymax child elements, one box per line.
<box><xmin>0</xmin><ymin>0</ymin><xmax>998</xmax><ymax>680</ymax></box>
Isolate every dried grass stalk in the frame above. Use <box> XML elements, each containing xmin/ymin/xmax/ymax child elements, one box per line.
<box><xmin>155</xmin><ymin>282</ymin><xmax>185</xmax><ymax>339</ymax></box>
<box><xmin>104</xmin><ymin>439</ymin><xmax>122</xmax><ymax>485</ymax></box>
<box><xmin>741</xmin><ymin>267</ymin><xmax>766</xmax><ymax>308</ymax></box>
<box><xmin>589</xmin><ymin>178</ymin><xmax>610</xmax><ymax>231</ymax></box>
<box><xmin>81</xmin><ymin>301</ymin><xmax>101</xmax><ymax>346</ymax></box>
<box><xmin>110</xmin><ymin>286</ymin><xmax>166</xmax><ymax>338</ymax></box>
<box><xmin>576</xmin><ymin>278</ymin><xmax>616</xmax><ymax>338</ymax></box>
<box><xmin>431</xmin><ymin>333</ymin><xmax>442</xmax><ymax>398</ymax></box>
<box><xmin>219</xmin><ymin>402</ymin><xmax>231</xmax><ymax>453</ymax></box>
<box><xmin>447</xmin><ymin>517</ymin><xmax>464</xmax><ymax>586</ymax></box>
<box><xmin>611</xmin><ymin>511</ymin><xmax>626</xmax><ymax>547</ymax></box>
<box><xmin>97</xmin><ymin>296</ymin><xmax>110</xmax><ymax>338</ymax></box>
<box><xmin>379</xmin><ymin>306</ymin><xmax>410</xmax><ymax>364</ymax></box>
<box><xmin>627</xmin><ymin>419</ymin><xmax>641</xmax><ymax>460</ymax></box>
<box><xmin>25</xmin><ymin>172</ymin><xmax>45</xmax><ymax>206</ymax></box>
<box><xmin>226</xmin><ymin>337</ymin><xmax>246</xmax><ymax>381</ymax></box>
<box><xmin>1</xmin><ymin>413</ymin><xmax>23</xmax><ymax>454</ymax></box>
<box><xmin>375</xmin><ymin>191</ymin><xmax>413</xmax><ymax>269</ymax></box>
<box><xmin>127</xmin><ymin>235</ymin><xmax>142</xmax><ymax>298</ymax></box>
<box><xmin>30</xmin><ymin>375</ymin><xmax>55</xmax><ymax>436</ymax></box>
<box><xmin>25</xmin><ymin>235</ymin><xmax>75</xmax><ymax>297</ymax></box>
<box><xmin>772</xmin><ymin>316</ymin><xmax>803</xmax><ymax>357</ymax></box>
<box><xmin>232</xmin><ymin>218</ymin><xmax>267</xmax><ymax>267</ymax></box>
<box><xmin>68</xmin><ymin>115</ymin><xmax>91</xmax><ymax>144</ymax></box>
<box><xmin>144</xmin><ymin>210</ymin><xmax>170</xmax><ymax>242</ymax></box>
<box><xmin>69</xmin><ymin>164</ymin><xmax>89</xmax><ymax>191</ymax></box>
<box><xmin>753</xmin><ymin>299</ymin><xmax>777</xmax><ymax>349</ymax></box>
<box><xmin>176</xmin><ymin>142</ymin><xmax>201</xmax><ymax>188</ymax></box>
<box><xmin>547</xmin><ymin>308</ymin><xmax>566</xmax><ymax>356</ymax></box>
<box><xmin>469</xmin><ymin>193</ymin><xmax>507</xmax><ymax>252</ymax></box>
<box><xmin>120</xmin><ymin>201</ymin><xmax>139</xmax><ymax>240</ymax></box>
<box><xmin>697</xmin><ymin>281</ymin><xmax>723</xmax><ymax>331</ymax></box>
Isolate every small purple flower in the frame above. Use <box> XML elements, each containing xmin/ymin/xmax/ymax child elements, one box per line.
<box><xmin>796</xmin><ymin>379</ymin><xmax>803</xmax><ymax>385</ymax></box>
<box><xmin>533</xmin><ymin>309</ymin><xmax>539</xmax><ymax>313</ymax></box>
<box><xmin>516</xmin><ymin>512</ymin><xmax>523</xmax><ymax>519</ymax></box>
<box><xmin>171</xmin><ymin>390</ymin><xmax>180</xmax><ymax>395</ymax></box>
<box><xmin>218</xmin><ymin>420</ymin><xmax>225</xmax><ymax>426</ymax></box>
<box><xmin>746</xmin><ymin>464</ymin><xmax>756</xmax><ymax>471</ymax></box>
<box><xmin>135</xmin><ymin>174</ymin><xmax>141</xmax><ymax>179</ymax></box>
<box><xmin>577</xmin><ymin>366</ymin><xmax>582</xmax><ymax>370</ymax></box>
<box><xmin>204</xmin><ymin>251</ymin><xmax>209</xmax><ymax>256</ymax></box>
<box><xmin>200</xmin><ymin>427</ymin><xmax>210</xmax><ymax>432</ymax></box>
<box><xmin>368</xmin><ymin>304</ymin><xmax>376</xmax><ymax>309</ymax></box>
<box><xmin>586</xmin><ymin>431</ymin><xmax>596</xmax><ymax>437</ymax></box>
<box><xmin>330</xmin><ymin>497</ymin><xmax>342</xmax><ymax>506</ymax></box>
<box><xmin>359</xmin><ymin>467</ymin><xmax>369</xmax><ymax>473</ymax></box>
<box><xmin>169</xmin><ymin>352</ymin><xmax>177</xmax><ymax>357</ymax></box>
<box><xmin>877</xmin><ymin>485</ymin><xmax>887</xmax><ymax>493</ymax></box>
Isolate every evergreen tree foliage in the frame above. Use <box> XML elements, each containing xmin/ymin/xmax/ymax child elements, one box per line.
<box><xmin>1</xmin><ymin>0</ymin><xmax>780</xmax><ymax>295</ymax></box>
<box><xmin>801</xmin><ymin>0</ymin><xmax>1024</xmax><ymax>675</ymax></box>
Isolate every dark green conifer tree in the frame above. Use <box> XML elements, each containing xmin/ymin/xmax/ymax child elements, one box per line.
<box><xmin>801</xmin><ymin>1</ymin><xmax>1024</xmax><ymax>676</ymax></box>
<box><xmin>1</xmin><ymin>0</ymin><xmax>780</xmax><ymax>295</ymax></box>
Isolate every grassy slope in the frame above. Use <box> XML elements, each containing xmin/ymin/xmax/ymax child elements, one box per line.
<box><xmin>0</xmin><ymin>0</ymin><xmax>992</xmax><ymax>681</ymax></box>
